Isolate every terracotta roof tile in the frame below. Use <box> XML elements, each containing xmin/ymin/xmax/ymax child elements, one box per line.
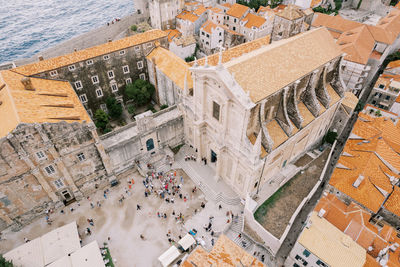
<box><xmin>224</xmin><ymin>28</ymin><xmax>343</xmax><ymax>103</ymax></box>
<box><xmin>0</xmin><ymin>70</ymin><xmax>91</xmax><ymax>138</ymax></box>
<box><xmin>384</xmin><ymin>186</ymin><xmax>400</xmax><ymax>217</ymax></box>
<box><xmin>192</xmin><ymin>35</ymin><xmax>270</xmax><ymax>66</ymax></box>
<box><xmin>13</xmin><ymin>30</ymin><xmax>167</xmax><ymax>76</ymax></box>
<box><xmin>193</xmin><ymin>5</ymin><xmax>207</xmax><ymax>16</ymax></box>
<box><xmin>266</xmin><ymin>119</ymin><xmax>289</xmax><ymax>149</ymax></box>
<box><xmin>226</xmin><ymin>3</ymin><xmax>249</xmax><ymax>18</ymax></box>
<box><xmin>276</xmin><ymin>4</ymin><xmax>304</xmax><ymax>20</ymax></box>
<box><xmin>312</xmin><ymin>13</ymin><xmax>363</xmax><ymax>33</ymax></box>
<box><xmin>242</xmin><ymin>13</ymin><xmax>266</xmax><ymax>29</ymax></box>
<box><xmin>164</xmin><ymin>29</ymin><xmax>182</xmax><ymax>42</ymax></box>
<box><xmin>146</xmin><ymin>47</ymin><xmax>193</xmax><ymax>90</ymax></box>
<box><xmin>176</xmin><ymin>10</ymin><xmax>199</xmax><ymax>23</ymax></box>
<box><xmin>200</xmin><ymin>20</ymin><xmax>219</xmax><ymax>34</ymax></box>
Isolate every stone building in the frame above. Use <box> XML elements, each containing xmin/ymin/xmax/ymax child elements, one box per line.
<box><xmin>0</xmin><ymin>70</ymin><xmax>112</xmax><ymax>231</ymax></box>
<box><xmin>199</xmin><ymin>21</ymin><xmax>225</xmax><ymax>54</ymax></box>
<box><xmin>149</xmin><ymin>0</ymin><xmax>185</xmax><ymax>30</ymax></box>
<box><xmin>367</xmin><ymin>73</ymin><xmax>400</xmax><ymax>111</ymax></box>
<box><xmin>312</xmin><ymin>9</ymin><xmax>400</xmax><ymax>97</ymax></box>
<box><xmin>224</xmin><ymin>3</ymin><xmax>250</xmax><ymax>32</ymax></box>
<box><xmin>11</xmin><ymin>30</ymin><xmax>169</xmax><ymax>116</ymax></box>
<box><xmin>271</xmin><ymin>4</ymin><xmax>314</xmax><ymax>42</ymax></box>
<box><xmin>181</xmin><ymin>27</ymin><xmax>351</xmax><ymax>199</ymax></box>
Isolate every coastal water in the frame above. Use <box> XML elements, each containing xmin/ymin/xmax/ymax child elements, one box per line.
<box><xmin>0</xmin><ymin>0</ymin><xmax>134</xmax><ymax>64</ymax></box>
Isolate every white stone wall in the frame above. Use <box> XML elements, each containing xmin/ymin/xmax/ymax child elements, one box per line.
<box><xmin>341</xmin><ymin>60</ymin><xmax>369</xmax><ymax>96</ymax></box>
<box><xmin>149</xmin><ymin>0</ymin><xmax>185</xmax><ymax>30</ymax></box>
<box><xmin>200</xmin><ymin>25</ymin><xmax>224</xmax><ymax>52</ymax></box>
<box><xmin>176</xmin><ymin>18</ymin><xmax>195</xmax><ymax>36</ymax></box>
<box><xmin>169</xmin><ymin>41</ymin><xmax>196</xmax><ymax>60</ymax></box>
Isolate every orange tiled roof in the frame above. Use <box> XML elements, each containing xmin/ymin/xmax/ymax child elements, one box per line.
<box><xmin>182</xmin><ymin>235</ymin><xmax>264</xmax><ymax>267</ymax></box>
<box><xmin>372</xmin><ymin>8</ymin><xmax>400</xmax><ymax>45</ymax></box>
<box><xmin>242</xmin><ymin>13</ymin><xmax>266</xmax><ymax>29</ymax></box>
<box><xmin>337</xmin><ymin>25</ymin><xmax>375</xmax><ymax>65</ymax></box>
<box><xmin>193</xmin><ymin>5</ymin><xmax>207</xmax><ymax>16</ymax></box>
<box><xmin>329</xmin><ymin>114</ymin><xmax>400</xmax><ymax>213</ymax></box>
<box><xmin>315</xmin><ymin>193</ymin><xmax>400</xmax><ymax>267</ymax></box>
<box><xmin>221</xmin><ymin>3</ymin><xmax>232</xmax><ymax>8</ymax></box>
<box><xmin>276</xmin><ymin>4</ymin><xmax>304</xmax><ymax>20</ymax></box>
<box><xmin>226</xmin><ymin>3</ymin><xmax>249</xmax><ymax>18</ymax></box>
<box><xmin>200</xmin><ymin>20</ymin><xmax>219</xmax><ymax>34</ymax></box>
<box><xmin>164</xmin><ymin>29</ymin><xmax>182</xmax><ymax>42</ymax></box>
<box><xmin>311</xmin><ymin>0</ymin><xmax>323</xmax><ymax>8</ymax></box>
<box><xmin>191</xmin><ymin>35</ymin><xmax>270</xmax><ymax>66</ymax></box>
<box><xmin>13</xmin><ymin>30</ymin><xmax>167</xmax><ymax>76</ymax></box>
<box><xmin>0</xmin><ymin>70</ymin><xmax>91</xmax><ymax>138</ymax></box>
<box><xmin>387</xmin><ymin>59</ymin><xmax>400</xmax><ymax>70</ymax></box>
<box><xmin>312</xmin><ymin>13</ymin><xmax>363</xmax><ymax>34</ymax></box>
<box><xmin>209</xmin><ymin>7</ymin><xmax>223</xmax><ymax>14</ymax></box>
<box><xmin>176</xmin><ymin>10</ymin><xmax>199</xmax><ymax>23</ymax></box>
<box><xmin>384</xmin><ymin>186</ymin><xmax>400</xmax><ymax>218</ymax></box>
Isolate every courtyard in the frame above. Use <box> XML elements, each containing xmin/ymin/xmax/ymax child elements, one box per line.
<box><xmin>254</xmin><ymin>148</ymin><xmax>331</xmax><ymax>239</ymax></box>
<box><xmin>0</xmin><ymin>168</ymin><xmax>240</xmax><ymax>267</ymax></box>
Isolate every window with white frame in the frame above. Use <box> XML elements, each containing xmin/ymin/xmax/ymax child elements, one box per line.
<box><xmin>122</xmin><ymin>65</ymin><xmax>130</xmax><ymax>74</ymax></box>
<box><xmin>96</xmin><ymin>88</ymin><xmax>103</xmax><ymax>97</ymax></box>
<box><xmin>79</xmin><ymin>94</ymin><xmax>88</xmax><ymax>103</ymax></box>
<box><xmin>111</xmin><ymin>83</ymin><xmax>118</xmax><ymax>92</ymax></box>
<box><xmin>68</xmin><ymin>65</ymin><xmax>76</xmax><ymax>71</ymax></box>
<box><xmin>49</xmin><ymin>70</ymin><xmax>58</xmax><ymax>77</ymax></box>
<box><xmin>147</xmin><ymin>42</ymin><xmax>153</xmax><ymax>48</ymax></box>
<box><xmin>137</xmin><ymin>61</ymin><xmax>143</xmax><ymax>69</ymax></box>
<box><xmin>54</xmin><ymin>179</ymin><xmax>64</xmax><ymax>189</ymax></box>
<box><xmin>134</xmin><ymin>46</ymin><xmax>140</xmax><ymax>51</ymax></box>
<box><xmin>107</xmin><ymin>70</ymin><xmax>115</xmax><ymax>79</ymax></box>
<box><xmin>36</xmin><ymin>151</ymin><xmax>46</xmax><ymax>160</ymax></box>
<box><xmin>103</xmin><ymin>54</ymin><xmax>110</xmax><ymax>60</ymax></box>
<box><xmin>44</xmin><ymin>165</ymin><xmax>56</xmax><ymax>175</ymax></box>
<box><xmin>119</xmin><ymin>50</ymin><xmax>126</xmax><ymax>55</ymax></box>
<box><xmin>126</xmin><ymin>78</ymin><xmax>132</xmax><ymax>84</ymax></box>
<box><xmin>87</xmin><ymin>109</ymin><xmax>93</xmax><ymax>117</ymax></box>
<box><xmin>86</xmin><ymin>59</ymin><xmax>94</xmax><ymax>65</ymax></box>
<box><xmin>91</xmin><ymin>75</ymin><xmax>99</xmax><ymax>84</ymax></box>
<box><xmin>74</xmin><ymin>81</ymin><xmax>83</xmax><ymax>90</ymax></box>
<box><xmin>139</xmin><ymin>73</ymin><xmax>146</xmax><ymax>80</ymax></box>
<box><xmin>77</xmin><ymin>152</ymin><xmax>86</xmax><ymax>161</ymax></box>
<box><xmin>100</xmin><ymin>104</ymin><xmax>108</xmax><ymax>113</ymax></box>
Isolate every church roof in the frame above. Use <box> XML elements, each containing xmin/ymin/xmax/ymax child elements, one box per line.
<box><xmin>224</xmin><ymin>27</ymin><xmax>343</xmax><ymax>103</ymax></box>
<box><xmin>0</xmin><ymin>70</ymin><xmax>91</xmax><ymax>138</ymax></box>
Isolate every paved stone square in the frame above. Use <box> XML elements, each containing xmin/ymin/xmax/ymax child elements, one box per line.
<box><xmin>0</xmin><ymin>167</ymin><xmax>243</xmax><ymax>266</ymax></box>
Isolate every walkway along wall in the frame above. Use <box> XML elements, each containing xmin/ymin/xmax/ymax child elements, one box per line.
<box><xmin>100</xmin><ymin>105</ymin><xmax>185</xmax><ymax>174</ymax></box>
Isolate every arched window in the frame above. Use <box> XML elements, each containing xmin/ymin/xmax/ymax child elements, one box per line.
<box><xmin>146</xmin><ymin>138</ymin><xmax>155</xmax><ymax>151</ymax></box>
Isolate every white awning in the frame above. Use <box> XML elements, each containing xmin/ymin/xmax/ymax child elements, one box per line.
<box><xmin>178</xmin><ymin>234</ymin><xmax>196</xmax><ymax>250</ymax></box>
<box><xmin>158</xmin><ymin>246</ymin><xmax>181</xmax><ymax>267</ymax></box>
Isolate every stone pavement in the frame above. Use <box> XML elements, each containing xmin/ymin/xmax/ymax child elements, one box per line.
<box><xmin>15</xmin><ymin>13</ymin><xmax>148</xmax><ymax>66</ymax></box>
<box><xmin>173</xmin><ymin>145</ymin><xmax>242</xmax><ymax>205</ymax></box>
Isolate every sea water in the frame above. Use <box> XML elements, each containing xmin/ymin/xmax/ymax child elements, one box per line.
<box><xmin>0</xmin><ymin>0</ymin><xmax>134</xmax><ymax>64</ymax></box>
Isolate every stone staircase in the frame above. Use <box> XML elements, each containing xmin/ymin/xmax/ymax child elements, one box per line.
<box><xmin>174</xmin><ymin>160</ymin><xmax>241</xmax><ymax>206</ymax></box>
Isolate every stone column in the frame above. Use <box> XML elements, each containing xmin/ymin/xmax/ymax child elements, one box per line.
<box><xmin>31</xmin><ymin>168</ymin><xmax>59</xmax><ymax>202</ymax></box>
<box><xmin>214</xmin><ymin>148</ymin><xmax>223</xmax><ymax>182</ymax></box>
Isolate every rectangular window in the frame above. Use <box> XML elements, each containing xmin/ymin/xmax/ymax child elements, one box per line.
<box><xmin>96</xmin><ymin>88</ymin><xmax>103</xmax><ymax>97</ymax></box>
<box><xmin>126</xmin><ymin>78</ymin><xmax>132</xmax><ymax>84</ymax></box>
<box><xmin>79</xmin><ymin>94</ymin><xmax>88</xmax><ymax>103</ymax></box>
<box><xmin>91</xmin><ymin>75</ymin><xmax>99</xmax><ymax>84</ymax></box>
<box><xmin>137</xmin><ymin>61</ymin><xmax>143</xmax><ymax>69</ymax></box>
<box><xmin>54</xmin><ymin>179</ymin><xmax>64</xmax><ymax>189</ymax></box>
<box><xmin>87</xmin><ymin>109</ymin><xmax>93</xmax><ymax>117</ymax></box>
<box><xmin>378</xmin><ymin>84</ymin><xmax>385</xmax><ymax>89</ymax></box>
<box><xmin>139</xmin><ymin>73</ymin><xmax>146</xmax><ymax>80</ymax></box>
<box><xmin>36</xmin><ymin>151</ymin><xmax>46</xmax><ymax>160</ymax></box>
<box><xmin>316</xmin><ymin>260</ymin><xmax>327</xmax><ymax>267</ymax></box>
<box><xmin>86</xmin><ymin>59</ymin><xmax>94</xmax><ymax>65</ymax></box>
<box><xmin>147</xmin><ymin>42</ymin><xmax>152</xmax><ymax>48</ymax></box>
<box><xmin>134</xmin><ymin>46</ymin><xmax>140</xmax><ymax>51</ymax></box>
<box><xmin>212</xmin><ymin>101</ymin><xmax>220</xmax><ymax>121</ymax></box>
<box><xmin>74</xmin><ymin>81</ymin><xmax>83</xmax><ymax>90</ymax></box>
<box><xmin>119</xmin><ymin>50</ymin><xmax>126</xmax><ymax>55</ymax></box>
<box><xmin>49</xmin><ymin>70</ymin><xmax>58</xmax><ymax>77</ymax></box>
<box><xmin>202</xmin><ymin>31</ymin><xmax>205</xmax><ymax>36</ymax></box>
<box><xmin>68</xmin><ymin>65</ymin><xmax>76</xmax><ymax>71</ymax></box>
<box><xmin>111</xmin><ymin>83</ymin><xmax>118</xmax><ymax>92</ymax></box>
<box><xmin>100</xmin><ymin>104</ymin><xmax>108</xmax><ymax>113</ymax></box>
<box><xmin>77</xmin><ymin>152</ymin><xmax>86</xmax><ymax>162</ymax></box>
<box><xmin>122</xmin><ymin>65</ymin><xmax>130</xmax><ymax>74</ymax></box>
<box><xmin>44</xmin><ymin>165</ymin><xmax>56</xmax><ymax>175</ymax></box>
<box><xmin>103</xmin><ymin>54</ymin><xmax>110</xmax><ymax>60</ymax></box>
<box><xmin>107</xmin><ymin>70</ymin><xmax>115</xmax><ymax>79</ymax></box>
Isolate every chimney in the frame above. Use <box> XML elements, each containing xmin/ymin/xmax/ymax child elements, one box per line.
<box><xmin>352</xmin><ymin>174</ymin><xmax>364</xmax><ymax>188</ymax></box>
<box><xmin>21</xmin><ymin>77</ymin><xmax>35</xmax><ymax>91</ymax></box>
<box><xmin>38</xmin><ymin>55</ymin><xmax>44</xmax><ymax>61</ymax></box>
